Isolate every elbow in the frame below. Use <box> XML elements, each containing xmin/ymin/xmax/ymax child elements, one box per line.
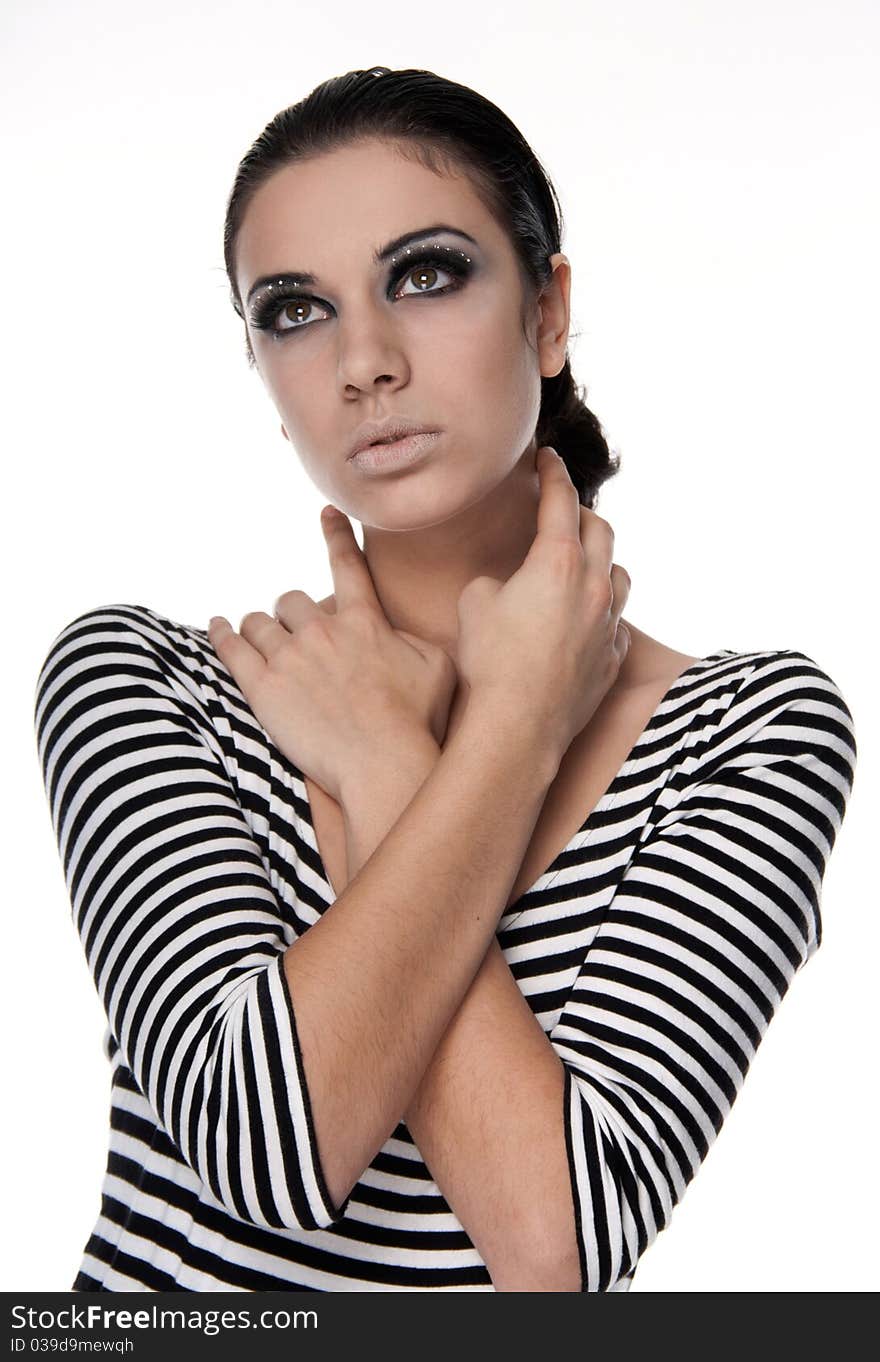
<box><xmin>181</xmin><ymin>961</ymin><xmax>350</xmax><ymax>1235</ymax></box>
<box><xmin>191</xmin><ymin>1105</ymin><xmax>346</xmax><ymax>1236</ymax></box>
<box><xmin>192</xmin><ymin>1096</ymin><xmax>347</xmax><ymax>1237</ymax></box>
<box><xmin>489</xmin><ymin>1198</ymin><xmax>583</xmax><ymax>1292</ymax></box>
<box><xmin>492</xmin><ymin>1248</ymin><xmax>583</xmax><ymax>1292</ymax></box>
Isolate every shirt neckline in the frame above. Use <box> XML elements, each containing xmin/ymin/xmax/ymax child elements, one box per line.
<box><xmin>300</xmin><ymin>648</ymin><xmax>735</xmax><ymax>906</ymax></box>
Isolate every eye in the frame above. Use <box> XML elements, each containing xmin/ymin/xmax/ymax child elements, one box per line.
<box><xmin>249</xmin><ymin>245</ymin><xmax>473</xmax><ymax>340</ymax></box>
<box><xmin>389</xmin><ymin>246</ymin><xmax>472</xmax><ymax>301</ymax></box>
<box><xmin>393</xmin><ymin>261</ymin><xmax>457</xmax><ymax>298</ymax></box>
<box><xmin>261</xmin><ymin>296</ymin><xmax>332</xmax><ymax>336</ymax></box>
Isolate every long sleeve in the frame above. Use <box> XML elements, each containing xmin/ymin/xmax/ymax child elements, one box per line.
<box><xmin>547</xmin><ymin>651</ymin><xmax>857</xmax><ymax>1292</ymax></box>
<box><xmin>33</xmin><ymin>604</ymin><xmax>348</xmax><ymax>1234</ymax></box>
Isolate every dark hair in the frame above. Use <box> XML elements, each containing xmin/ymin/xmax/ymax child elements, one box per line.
<box><xmin>223</xmin><ymin>67</ymin><xmax>620</xmax><ymax>508</ymax></box>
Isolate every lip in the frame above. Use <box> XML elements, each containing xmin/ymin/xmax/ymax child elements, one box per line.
<box><xmin>347</xmin><ymin>416</ymin><xmax>440</xmax><ymax>461</ymax></box>
<box><xmin>349</xmin><ymin>430</ymin><xmax>441</xmax><ymax>473</ymax></box>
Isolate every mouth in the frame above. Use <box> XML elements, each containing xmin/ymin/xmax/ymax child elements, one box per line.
<box><xmin>348</xmin><ymin>430</ymin><xmax>441</xmax><ymax>472</ymax></box>
<box><xmin>347</xmin><ymin>417</ymin><xmax>441</xmax><ymax>460</ymax></box>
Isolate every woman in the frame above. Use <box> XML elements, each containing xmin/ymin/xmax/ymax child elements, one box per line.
<box><xmin>33</xmin><ymin>67</ymin><xmax>857</xmax><ymax>1292</ymax></box>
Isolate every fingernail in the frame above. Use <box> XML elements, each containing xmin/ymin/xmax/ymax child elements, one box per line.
<box><xmin>208</xmin><ymin>616</ymin><xmax>228</xmax><ymax>633</ymax></box>
<box><xmin>321</xmin><ymin>506</ymin><xmax>340</xmax><ymax>524</ymax></box>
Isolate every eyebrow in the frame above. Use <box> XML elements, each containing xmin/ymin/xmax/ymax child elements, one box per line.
<box><xmin>245</xmin><ymin>224</ymin><xmax>479</xmax><ymax>305</ymax></box>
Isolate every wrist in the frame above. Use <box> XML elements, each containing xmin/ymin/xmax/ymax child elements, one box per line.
<box><xmin>339</xmin><ymin>731</ymin><xmax>440</xmax><ymax>813</ymax></box>
<box><xmin>339</xmin><ymin>733</ymin><xmax>441</xmax><ymax>879</ymax></box>
<box><xmin>456</xmin><ymin>689</ymin><xmax>564</xmax><ymax>789</ymax></box>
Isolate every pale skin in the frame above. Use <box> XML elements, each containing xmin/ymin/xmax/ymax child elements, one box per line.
<box><xmin>210</xmin><ymin>138</ymin><xmax>700</xmax><ymax>1290</ymax></box>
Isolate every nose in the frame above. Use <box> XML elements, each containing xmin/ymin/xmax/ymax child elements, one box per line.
<box><xmin>336</xmin><ymin>310</ymin><xmax>410</xmax><ymax>398</ymax></box>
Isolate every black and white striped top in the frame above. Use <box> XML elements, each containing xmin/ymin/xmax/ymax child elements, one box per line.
<box><xmin>33</xmin><ymin>603</ymin><xmax>857</xmax><ymax>1292</ymax></box>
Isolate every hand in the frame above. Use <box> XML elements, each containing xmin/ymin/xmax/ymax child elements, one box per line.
<box><xmin>455</xmin><ymin>446</ymin><xmax>631</xmax><ymax>766</ymax></box>
<box><xmin>207</xmin><ymin>507</ymin><xmax>458</xmax><ymax>803</ymax></box>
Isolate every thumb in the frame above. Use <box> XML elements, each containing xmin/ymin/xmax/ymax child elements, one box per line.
<box><xmin>395</xmin><ymin>627</ymin><xmax>434</xmax><ymax>661</ymax></box>
<box><xmin>457</xmin><ymin>573</ymin><xmax>503</xmax><ymax>616</ymax></box>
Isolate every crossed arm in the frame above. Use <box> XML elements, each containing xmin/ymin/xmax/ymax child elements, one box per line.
<box><xmin>339</xmin><ymin>748</ymin><xmax>582</xmax><ymax>1292</ymax></box>
<box><xmin>39</xmin><ymin>609</ymin><xmax>852</xmax><ymax>1292</ymax></box>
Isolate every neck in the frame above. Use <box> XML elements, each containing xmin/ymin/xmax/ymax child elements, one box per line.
<box><xmin>359</xmin><ymin>443</ymin><xmax>542</xmax><ymax>667</ymax></box>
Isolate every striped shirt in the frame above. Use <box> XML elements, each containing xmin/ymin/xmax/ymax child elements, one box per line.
<box><xmin>32</xmin><ymin>603</ymin><xmax>857</xmax><ymax>1292</ymax></box>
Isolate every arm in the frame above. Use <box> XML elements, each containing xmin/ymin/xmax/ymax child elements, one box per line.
<box><xmin>36</xmin><ymin>606</ymin><xmax>565</xmax><ymax>1247</ymax></box>
<box><xmin>341</xmin><ymin>753</ymin><xmax>581</xmax><ymax>1291</ymax></box>
<box><xmin>32</xmin><ymin>606</ymin><xmax>347</xmax><ymax>1232</ymax></box>
<box><xmin>282</xmin><ymin>689</ymin><xmax>562</xmax><ymax>1220</ymax></box>
<box><xmin>545</xmin><ymin>653</ymin><xmax>856</xmax><ymax>1289</ymax></box>
<box><xmin>341</xmin><ymin>650</ymin><xmax>858</xmax><ymax>1291</ymax></box>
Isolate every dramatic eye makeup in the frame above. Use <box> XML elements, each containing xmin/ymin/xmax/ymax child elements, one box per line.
<box><xmin>247</xmin><ymin>238</ymin><xmax>477</xmax><ymax>340</ymax></box>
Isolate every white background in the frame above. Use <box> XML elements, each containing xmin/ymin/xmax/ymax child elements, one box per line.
<box><xmin>2</xmin><ymin>0</ymin><xmax>876</xmax><ymax>1291</ymax></box>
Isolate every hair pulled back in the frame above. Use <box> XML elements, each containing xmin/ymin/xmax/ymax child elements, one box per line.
<box><xmin>223</xmin><ymin>67</ymin><xmax>620</xmax><ymax>507</ymax></box>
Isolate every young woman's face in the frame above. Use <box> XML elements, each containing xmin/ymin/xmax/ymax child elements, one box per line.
<box><xmin>234</xmin><ymin>138</ymin><xmax>566</xmax><ymax>530</ymax></box>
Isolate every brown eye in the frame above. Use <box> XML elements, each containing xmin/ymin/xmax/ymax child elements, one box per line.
<box><xmin>282</xmin><ymin>300</ymin><xmax>315</xmax><ymax>326</ymax></box>
<box><xmin>407</xmin><ymin>265</ymin><xmax>440</xmax><ymax>292</ymax></box>
<box><xmin>251</xmin><ymin>248</ymin><xmax>472</xmax><ymax>340</ymax></box>
<box><xmin>394</xmin><ymin>262</ymin><xmax>461</xmax><ymax>299</ymax></box>
<box><xmin>250</xmin><ymin>291</ymin><xmax>333</xmax><ymax>336</ymax></box>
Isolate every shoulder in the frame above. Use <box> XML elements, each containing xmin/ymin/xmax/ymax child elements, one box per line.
<box><xmin>624</xmin><ymin>629</ymin><xmax>855</xmax><ymax>758</ymax></box>
<box><xmin>677</xmin><ymin>647</ymin><xmax>858</xmax><ymax>815</ymax></box>
<box><xmin>640</xmin><ymin>632</ymin><xmax>855</xmax><ymax>729</ymax></box>
<box><xmin>627</xmin><ymin>627</ymin><xmax>851</xmax><ymax>717</ymax></box>
<box><xmin>715</xmin><ymin>647</ymin><xmax>855</xmax><ymax>739</ymax></box>
<box><xmin>33</xmin><ymin>602</ymin><xmax>221</xmax><ymax>731</ymax></box>
<box><xmin>35</xmin><ymin>601</ymin><xmax>210</xmax><ymax>668</ymax></box>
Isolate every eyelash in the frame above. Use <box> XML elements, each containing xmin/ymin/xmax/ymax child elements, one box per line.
<box><xmin>248</xmin><ymin>247</ymin><xmax>473</xmax><ymax>339</ymax></box>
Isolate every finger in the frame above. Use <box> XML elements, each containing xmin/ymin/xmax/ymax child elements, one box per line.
<box><xmin>534</xmin><ymin>446</ymin><xmax>582</xmax><ymax>548</ymax></box>
<box><xmin>238</xmin><ymin>610</ymin><xmax>291</xmax><ymax>658</ymax></box>
<box><xmin>207</xmin><ymin>616</ymin><xmax>266</xmax><ymax>692</ymax></box>
<box><xmin>613</xmin><ymin>619</ymin><xmax>632</xmax><ymax>667</ymax></box>
<box><xmin>608</xmin><ymin>563</ymin><xmax>632</xmax><ymax>623</ymax></box>
<box><xmin>273</xmin><ymin>588</ymin><xmax>324</xmax><ymax>631</ymax></box>
<box><xmin>320</xmin><ymin>506</ymin><xmax>383</xmax><ymax>613</ymax></box>
<box><xmin>394</xmin><ymin>627</ymin><xmax>434</xmax><ymax>663</ymax></box>
<box><xmin>578</xmin><ymin>503</ymin><xmax>616</xmax><ymax>580</ymax></box>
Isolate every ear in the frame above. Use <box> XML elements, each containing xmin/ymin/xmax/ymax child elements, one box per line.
<box><xmin>536</xmin><ymin>253</ymin><xmax>571</xmax><ymax>380</ymax></box>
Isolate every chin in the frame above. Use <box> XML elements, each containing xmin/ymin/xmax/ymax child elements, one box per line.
<box><xmin>365</xmin><ymin>506</ymin><xmax>464</xmax><ymax>534</ymax></box>
<box><xmin>375</xmin><ymin>483</ymin><xmax>508</xmax><ymax>534</ymax></box>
